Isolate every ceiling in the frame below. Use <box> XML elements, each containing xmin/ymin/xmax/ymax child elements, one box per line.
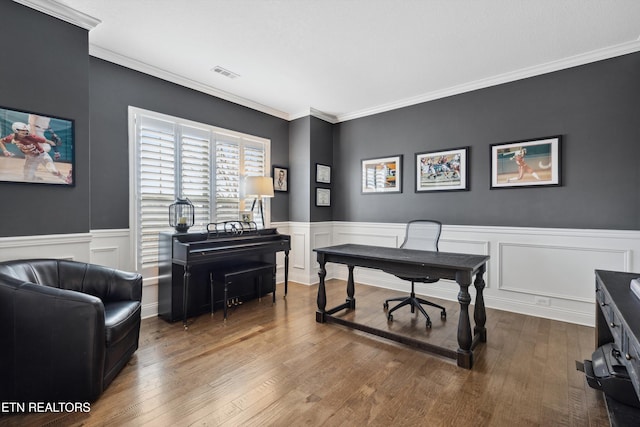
<box><xmin>22</xmin><ymin>0</ymin><xmax>640</xmax><ymax>122</ymax></box>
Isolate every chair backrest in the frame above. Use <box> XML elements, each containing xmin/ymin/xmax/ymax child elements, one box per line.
<box><xmin>400</xmin><ymin>220</ymin><xmax>442</xmax><ymax>252</ymax></box>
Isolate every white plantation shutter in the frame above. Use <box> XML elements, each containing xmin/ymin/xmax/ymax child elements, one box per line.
<box><xmin>215</xmin><ymin>138</ymin><xmax>241</xmax><ymax>222</ymax></box>
<box><xmin>214</xmin><ymin>136</ymin><xmax>267</xmax><ymax>226</ymax></box>
<box><xmin>243</xmin><ymin>141</ymin><xmax>267</xmax><ymax>228</ymax></box>
<box><xmin>130</xmin><ymin>108</ymin><xmax>270</xmax><ymax>276</ymax></box>
<box><xmin>181</xmin><ymin>126</ymin><xmax>211</xmax><ymax>230</ymax></box>
<box><xmin>137</xmin><ymin>116</ymin><xmax>176</xmax><ymax>273</ymax></box>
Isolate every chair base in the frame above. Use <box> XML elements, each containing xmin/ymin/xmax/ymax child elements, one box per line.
<box><xmin>384</xmin><ymin>290</ymin><xmax>446</xmax><ymax>328</ymax></box>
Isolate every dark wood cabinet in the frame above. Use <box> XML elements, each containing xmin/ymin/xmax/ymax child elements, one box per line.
<box><xmin>594</xmin><ymin>270</ymin><xmax>640</xmax><ymax>425</ymax></box>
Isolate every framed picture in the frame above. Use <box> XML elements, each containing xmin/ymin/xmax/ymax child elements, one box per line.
<box><xmin>272</xmin><ymin>166</ymin><xmax>288</xmax><ymax>192</ymax></box>
<box><xmin>361</xmin><ymin>155</ymin><xmax>402</xmax><ymax>194</ymax></box>
<box><xmin>416</xmin><ymin>147</ymin><xmax>469</xmax><ymax>192</ymax></box>
<box><xmin>0</xmin><ymin>105</ymin><xmax>74</xmax><ymax>186</ymax></box>
<box><xmin>316</xmin><ymin>163</ymin><xmax>331</xmax><ymax>184</ymax></box>
<box><xmin>490</xmin><ymin>136</ymin><xmax>562</xmax><ymax>189</ymax></box>
<box><xmin>316</xmin><ymin>188</ymin><xmax>330</xmax><ymax>206</ymax></box>
<box><xmin>240</xmin><ymin>211</ymin><xmax>253</xmax><ymax>222</ymax></box>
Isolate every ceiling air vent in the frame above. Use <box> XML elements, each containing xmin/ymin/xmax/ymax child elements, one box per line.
<box><xmin>211</xmin><ymin>66</ymin><xmax>240</xmax><ymax>79</ymax></box>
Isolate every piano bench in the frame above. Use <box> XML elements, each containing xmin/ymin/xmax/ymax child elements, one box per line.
<box><xmin>209</xmin><ymin>261</ymin><xmax>276</xmax><ymax>320</ymax></box>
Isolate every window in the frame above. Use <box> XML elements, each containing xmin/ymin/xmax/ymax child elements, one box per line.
<box><xmin>129</xmin><ymin>107</ymin><xmax>270</xmax><ymax>277</ymax></box>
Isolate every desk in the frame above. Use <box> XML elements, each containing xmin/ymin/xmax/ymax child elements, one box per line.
<box><xmin>314</xmin><ymin>244</ymin><xmax>489</xmax><ymax>369</ymax></box>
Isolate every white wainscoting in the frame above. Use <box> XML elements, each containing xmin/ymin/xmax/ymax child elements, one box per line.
<box><xmin>2</xmin><ymin>223</ymin><xmax>638</xmax><ymax>326</ymax></box>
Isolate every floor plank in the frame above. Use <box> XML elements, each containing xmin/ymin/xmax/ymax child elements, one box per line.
<box><xmin>0</xmin><ymin>280</ymin><xmax>609</xmax><ymax>426</ymax></box>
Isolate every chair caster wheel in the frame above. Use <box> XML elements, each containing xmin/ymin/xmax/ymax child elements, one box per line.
<box><xmin>441</xmin><ymin>310</ymin><xmax>446</xmax><ymax>320</ymax></box>
<box><xmin>383</xmin><ymin>302</ymin><xmax>389</xmax><ymax>310</ymax></box>
<box><xmin>426</xmin><ymin>319</ymin><xmax>432</xmax><ymax>328</ymax></box>
<box><xmin>387</xmin><ymin>314</ymin><xmax>393</xmax><ymax>322</ymax></box>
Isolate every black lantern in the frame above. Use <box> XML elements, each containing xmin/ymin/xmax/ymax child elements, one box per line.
<box><xmin>169</xmin><ymin>197</ymin><xmax>194</xmax><ymax>233</ymax></box>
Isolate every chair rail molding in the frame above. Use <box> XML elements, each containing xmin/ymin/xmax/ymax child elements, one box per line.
<box><xmin>2</xmin><ymin>223</ymin><xmax>637</xmax><ymax>326</ymax></box>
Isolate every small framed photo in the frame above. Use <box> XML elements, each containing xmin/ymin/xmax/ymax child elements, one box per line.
<box><xmin>316</xmin><ymin>188</ymin><xmax>330</xmax><ymax>206</ymax></box>
<box><xmin>316</xmin><ymin>163</ymin><xmax>331</xmax><ymax>184</ymax></box>
<box><xmin>361</xmin><ymin>155</ymin><xmax>402</xmax><ymax>194</ymax></box>
<box><xmin>240</xmin><ymin>211</ymin><xmax>253</xmax><ymax>222</ymax></box>
<box><xmin>416</xmin><ymin>147</ymin><xmax>469</xmax><ymax>192</ymax></box>
<box><xmin>0</xmin><ymin>105</ymin><xmax>74</xmax><ymax>186</ymax></box>
<box><xmin>272</xmin><ymin>166</ymin><xmax>288</xmax><ymax>192</ymax></box>
<box><xmin>490</xmin><ymin>136</ymin><xmax>562</xmax><ymax>189</ymax></box>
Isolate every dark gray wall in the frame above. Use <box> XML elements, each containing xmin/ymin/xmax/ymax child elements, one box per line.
<box><xmin>334</xmin><ymin>52</ymin><xmax>640</xmax><ymax>230</ymax></box>
<box><xmin>89</xmin><ymin>59</ymin><xmax>290</xmax><ymax>229</ymax></box>
<box><xmin>288</xmin><ymin>117</ymin><xmax>311</xmax><ymax>222</ymax></box>
<box><xmin>3</xmin><ymin>2</ymin><xmax>639</xmax><ymax>236</ymax></box>
<box><xmin>310</xmin><ymin>117</ymin><xmax>333</xmax><ymax>222</ymax></box>
<box><xmin>0</xmin><ymin>2</ymin><xmax>90</xmax><ymax>237</ymax></box>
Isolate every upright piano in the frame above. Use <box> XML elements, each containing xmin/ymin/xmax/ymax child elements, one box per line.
<box><xmin>158</xmin><ymin>224</ymin><xmax>290</xmax><ymax>326</ymax></box>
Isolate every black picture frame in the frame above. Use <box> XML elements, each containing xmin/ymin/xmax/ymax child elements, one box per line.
<box><xmin>361</xmin><ymin>154</ymin><xmax>403</xmax><ymax>194</ymax></box>
<box><xmin>0</xmin><ymin>105</ymin><xmax>74</xmax><ymax>186</ymax></box>
<box><xmin>316</xmin><ymin>188</ymin><xmax>330</xmax><ymax>206</ymax></box>
<box><xmin>316</xmin><ymin>163</ymin><xmax>331</xmax><ymax>184</ymax></box>
<box><xmin>272</xmin><ymin>166</ymin><xmax>288</xmax><ymax>192</ymax></box>
<box><xmin>490</xmin><ymin>135</ymin><xmax>562</xmax><ymax>189</ymax></box>
<box><xmin>415</xmin><ymin>146</ymin><xmax>469</xmax><ymax>192</ymax></box>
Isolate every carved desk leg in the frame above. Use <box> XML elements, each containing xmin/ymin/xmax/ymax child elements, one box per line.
<box><xmin>346</xmin><ymin>265</ymin><xmax>356</xmax><ymax>309</ymax></box>
<box><xmin>455</xmin><ymin>270</ymin><xmax>473</xmax><ymax>368</ymax></box>
<box><xmin>316</xmin><ymin>255</ymin><xmax>327</xmax><ymax>323</ymax></box>
<box><xmin>473</xmin><ymin>265</ymin><xmax>487</xmax><ymax>342</ymax></box>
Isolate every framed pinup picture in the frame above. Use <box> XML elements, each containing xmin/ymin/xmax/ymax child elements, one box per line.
<box><xmin>490</xmin><ymin>136</ymin><xmax>562</xmax><ymax>189</ymax></box>
<box><xmin>272</xmin><ymin>166</ymin><xmax>288</xmax><ymax>192</ymax></box>
<box><xmin>316</xmin><ymin>163</ymin><xmax>331</xmax><ymax>184</ymax></box>
<box><xmin>416</xmin><ymin>147</ymin><xmax>469</xmax><ymax>192</ymax></box>
<box><xmin>316</xmin><ymin>188</ymin><xmax>330</xmax><ymax>206</ymax></box>
<box><xmin>361</xmin><ymin>155</ymin><xmax>402</xmax><ymax>194</ymax></box>
<box><xmin>0</xmin><ymin>105</ymin><xmax>74</xmax><ymax>186</ymax></box>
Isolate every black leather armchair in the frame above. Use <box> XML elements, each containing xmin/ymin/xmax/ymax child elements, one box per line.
<box><xmin>0</xmin><ymin>259</ymin><xmax>142</xmax><ymax>402</ymax></box>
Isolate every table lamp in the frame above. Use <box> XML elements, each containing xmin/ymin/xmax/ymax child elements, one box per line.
<box><xmin>245</xmin><ymin>176</ymin><xmax>274</xmax><ymax>227</ymax></box>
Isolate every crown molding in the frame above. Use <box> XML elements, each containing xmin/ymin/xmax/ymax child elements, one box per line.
<box><xmin>336</xmin><ymin>38</ymin><xmax>640</xmax><ymax>123</ymax></box>
<box><xmin>310</xmin><ymin>108</ymin><xmax>338</xmax><ymax>124</ymax></box>
<box><xmin>289</xmin><ymin>108</ymin><xmax>338</xmax><ymax>124</ymax></box>
<box><xmin>89</xmin><ymin>45</ymin><xmax>290</xmax><ymax>121</ymax></box>
<box><xmin>13</xmin><ymin>0</ymin><xmax>100</xmax><ymax>30</ymax></box>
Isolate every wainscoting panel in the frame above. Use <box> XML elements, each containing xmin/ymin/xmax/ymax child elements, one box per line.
<box><xmin>291</xmin><ymin>232</ymin><xmax>306</xmax><ymax>270</ymax></box>
<box><xmin>0</xmin><ymin>233</ymin><xmax>93</xmax><ymax>263</ymax></box>
<box><xmin>2</xmin><ymin>224</ymin><xmax>637</xmax><ymax>326</ymax></box>
<box><xmin>498</xmin><ymin>242</ymin><xmax>629</xmax><ymax>302</ymax></box>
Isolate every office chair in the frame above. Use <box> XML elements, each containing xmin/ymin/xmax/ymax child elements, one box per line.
<box><xmin>383</xmin><ymin>219</ymin><xmax>447</xmax><ymax>328</ymax></box>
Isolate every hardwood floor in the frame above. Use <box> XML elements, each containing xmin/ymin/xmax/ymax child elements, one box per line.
<box><xmin>1</xmin><ymin>280</ymin><xmax>609</xmax><ymax>426</ymax></box>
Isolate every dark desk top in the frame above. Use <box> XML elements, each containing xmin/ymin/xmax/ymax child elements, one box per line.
<box><xmin>314</xmin><ymin>243</ymin><xmax>489</xmax><ymax>273</ymax></box>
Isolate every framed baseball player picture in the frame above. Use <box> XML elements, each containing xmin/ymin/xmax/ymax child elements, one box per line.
<box><xmin>0</xmin><ymin>105</ymin><xmax>75</xmax><ymax>186</ymax></box>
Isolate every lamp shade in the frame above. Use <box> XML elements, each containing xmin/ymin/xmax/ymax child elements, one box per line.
<box><xmin>245</xmin><ymin>176</ymin><xmax>274</xmax><ymax>198</ymax></box>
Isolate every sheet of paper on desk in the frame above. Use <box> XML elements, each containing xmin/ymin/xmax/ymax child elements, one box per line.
<box><xmin>631</xmin><ymin>278</ymin><xmax>640</xmax><ymax>301</ymax></box>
